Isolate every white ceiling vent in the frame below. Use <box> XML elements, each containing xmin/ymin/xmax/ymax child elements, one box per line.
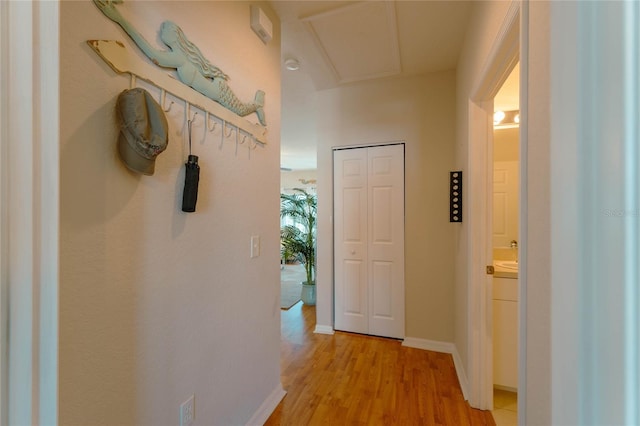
<box><xmin>302</xmin><ymin>2</ymin><xmax>401</xmax><ymax>85</ymax></box>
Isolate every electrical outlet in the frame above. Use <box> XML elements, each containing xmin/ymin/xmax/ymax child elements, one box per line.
<box><xmin>250</xmin><ymin>235</ymin><xmax>260</xmax><ymax>258</ymax></box>
<box><xmin>180</xmin><ymin>394</ymin><xmax>195</xmax><ymax>426</ymax></box>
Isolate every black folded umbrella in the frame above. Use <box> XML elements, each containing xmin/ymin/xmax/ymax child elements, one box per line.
<box><xmin>182</xmin><ymin>118</ymin><xmax>200</xmax><ymax>212</ymax></box>
<box><xmin>182</xmin><ymin>155</ymin><xmax>200</xmax><ymax>212</ymax></box>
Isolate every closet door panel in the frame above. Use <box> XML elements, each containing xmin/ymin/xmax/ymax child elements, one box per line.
<box><xmin>368</xmin><ymin>144</ymin><xmax>405</xmax><ymax>339</ymax></box>
<box><xmin>334</xmin><ymin>148</ymin><xmax>368</xmax><ymax>334</ymax></box>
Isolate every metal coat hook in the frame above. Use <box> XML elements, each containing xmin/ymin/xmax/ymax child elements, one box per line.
<box><xmin>240</xmin><ymin>134</ymin><xmax>247</xmax><ymax>145</ymax></box>
<box><xmin>235</xmin><ymin>128</ymin><xmax>239</xmax><ymax>155</ymax></box>
<box><xmin>161</xmin><ymin>89</ymin><xmax>173</xmax><ymax>112</ymax></box>
<box><xmin>220</xmin><ymin>120</ymin><xmax>227</xmax><ymax>151</ymax></box>
<box><xmin>206</xmin><ymin>112</ymin><xmax>218</xmax><ymax>132</ymax></box>
<box><xmin>130</xmin><ymin>74</ymin><xmax>137</xmax><ymax>89</ymax></box>
<box><xmin>248</xmin><ymin>137</ymin><xmax>257</xmax><ymax>159</ymax></box>
<box><xmin>182</xmin><ymin>102</ymin><xmax>197</xmax><ymax>137</ymax></box>
<box><xmin>224</xmin><ymin>122</ymin><xmax>234</xmax><ymax>139</ymax></box>
<box><xmin>187</xmin><ymin>114</ymin><xmax>194</xmax><ymax>153</ymax></box>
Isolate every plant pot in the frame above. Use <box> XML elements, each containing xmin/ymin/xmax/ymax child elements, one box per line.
<box><xmin>301</xmin><ymin>282</ymin><xmax>316</xmax><ymax>306</ymax></box>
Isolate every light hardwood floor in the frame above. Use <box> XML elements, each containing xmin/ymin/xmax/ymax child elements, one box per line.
<box><xmin>265</xmin><ymin>302</ymin><xmax>496</xmax><ymax>425</ymax></box>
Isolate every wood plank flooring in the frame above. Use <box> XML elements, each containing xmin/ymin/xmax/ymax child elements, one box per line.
<box><xmin>265</xmin><ymin>302</ymin><xmax>496</xmax><ymax>425</ymax></box>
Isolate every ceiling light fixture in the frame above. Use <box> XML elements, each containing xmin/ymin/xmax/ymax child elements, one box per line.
<box><xmin>494</xmin><ymin>110</ymin><xmax>520</xmax><ymax>128</ymax></box>
<box><xmin>284</xmin><ymin>58</ymin><xmax>300</xmax><ymax>71</ymax></box>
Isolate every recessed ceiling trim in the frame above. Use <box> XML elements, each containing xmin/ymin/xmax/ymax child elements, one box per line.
<box><xmin>301</xmin><ymin>1</ymin><xmax>401</xmax><ymax>85</ymax></box>
<box><xmin>301</xmin><ymin>18</ymin><xmax>341</xmax><ymax>83</ymax></box>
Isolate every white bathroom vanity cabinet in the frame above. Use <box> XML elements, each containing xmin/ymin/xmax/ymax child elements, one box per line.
<box><xmin>493</xmin><ymin>276</ymin><xmax>519</xmax><ymax>390</ymax></box>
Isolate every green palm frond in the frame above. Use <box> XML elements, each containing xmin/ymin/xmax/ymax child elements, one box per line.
<box><xmin>280</xmin><ymin>188</ymin><xmax>317</xmax><ymax>284</ymax></box>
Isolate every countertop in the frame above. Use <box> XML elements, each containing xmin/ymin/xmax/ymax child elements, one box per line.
<box><xmin>494</xmin><ymin>261</ymin><xmax>518</xmax><ymax>279</ymax></box>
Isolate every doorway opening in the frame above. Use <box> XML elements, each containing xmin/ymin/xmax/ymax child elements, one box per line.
<box><xmin>491</xmin><ymin>63</ymin><xmax>520</xmax><ymax>425</ymax></box>
<box><xmin>280</xmin><ymin>169</ymin><xmax>317</xmax><ymax>315</ymax></box>
<box><xmin>466</xmin><ymin>0</ymin><xmax>522</xmax><ymax>416</ymax></box>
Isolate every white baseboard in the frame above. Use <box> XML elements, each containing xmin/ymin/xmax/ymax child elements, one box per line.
<box><xmin>245</xmin><ymin>384</ymin><xmax>286</xmax><ymax>426</ymax></box>
<box><xmin>402</xmin><ymin>337</ymin><xmax>454</xmax><ymax>353</ymax></box>
<box><xmin>314</xmin><ymin>325</ymin><xmax>335</xmax><ymax>335</ymax></box>
<box><xmin>451</xmin><ymin>346</ymin><xmax>470</xmax><ymax>401</ymax></box>
<box><xmin>402</xmin><ymin>337</ymin><xmax>470</xmax><ymax>401</ymax></box>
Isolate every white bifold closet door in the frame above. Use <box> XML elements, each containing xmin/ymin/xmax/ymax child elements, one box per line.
<box><xmin>333</xmin><ymin>144</ymin><xmax>405</xmax><ymax>339</ymax></box>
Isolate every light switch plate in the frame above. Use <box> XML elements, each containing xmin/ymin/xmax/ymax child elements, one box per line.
<box><xmin>180</xmin><ymin>395</ymin><xmax>195</xmax><ymax>426</ymax></box>
<box><xmin>251</xmin><ymin>235</ymin><xmax>260</xmax><ymax>258</ymax></box>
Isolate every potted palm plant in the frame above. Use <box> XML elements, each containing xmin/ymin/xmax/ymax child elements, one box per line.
<box><xmin>280</xmin><ymin>188</ymin><xmax>317</xmax><ymax>305</ymax></box>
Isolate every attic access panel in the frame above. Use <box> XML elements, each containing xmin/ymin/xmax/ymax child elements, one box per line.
<box><xmin>302</xmin><ymin>2</ymin><xmax>401</xmax><ymax>84</ymax></box>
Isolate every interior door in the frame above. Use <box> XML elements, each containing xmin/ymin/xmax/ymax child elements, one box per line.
<box><xmin>333</xmin><ymin>148</ymin><xmax>369</xmax><ymax>334</ymax></box>
<box><xmin>334</xmin><ymin>144</ymin><xmax>405</xmax><ymax>339</ymax></box>
<box><xmin>367</xmin><ymin>145</ymin><xmax>405</xmax><ymax>338</ymax></box>
<box><xmin>493</xmin><ymin>161</ymin><xmax>519</xmax><ymax>248</ymax></box>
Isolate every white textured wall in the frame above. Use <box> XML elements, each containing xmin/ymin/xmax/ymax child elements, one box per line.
<box><xmin>280</xmin><ymin>169</ymin><xmax>317</xmax><ymax>193</ymax></box>
<box><xmin>548</xmin><ymin>1</ymin><xmax>640</xmax><ymax>423</ymax></box>
<box><xmin>315</xmin><ymin>71</ymin><xmax>457</xmax><ymax>342</ymax></box>
<box><xmin>59</xmin><ymin>1</ymin><xmax>282</xmax><ymax>424</ymax></box>
<box><xmin>523</xmin><ymin>2</ymin><xmax>551</xmax><ymax>423</ymax></box>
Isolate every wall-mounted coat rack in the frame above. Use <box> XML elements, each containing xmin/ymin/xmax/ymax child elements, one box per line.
<box><xmin>87</xmin><ymin>39</ymin><xmax>268</xmax><ymax>145</ymax></box>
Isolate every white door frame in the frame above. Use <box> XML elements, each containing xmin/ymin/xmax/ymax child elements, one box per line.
<box><xmin>0</xmin><ymin>1</ymin><xmax>60</xmax><ymax>424</ymax></box>
<box><xmin>0</xmin><ymin>2</ymin><xmax>8</xmax><ymax>422</ymax></box>
<box><xmin>467</xmin><ymin>1</ymin><xmax>522</xmax><ymax>411</ymax></box>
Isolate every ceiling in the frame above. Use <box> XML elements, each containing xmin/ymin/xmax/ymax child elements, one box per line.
<box><xmin>271</xmin><ymin>1</ymin><xmax>519</xmax><ymax>171</ymax></box>
<box><xmin>495</xmin><ymin>63</ymin><xmax>520</xmax><ymax>112</ymax></box>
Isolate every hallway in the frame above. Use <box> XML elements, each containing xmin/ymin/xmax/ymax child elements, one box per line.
<box><xmin>265</xmin><ymin>303</ymin><xmax>495</xmax><ymax>425</ymax></box>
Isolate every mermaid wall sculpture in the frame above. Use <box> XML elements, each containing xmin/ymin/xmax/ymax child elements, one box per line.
<box><xmin>93</xmin><ymin>0</ymin><xmax>266</xmax><ymax>126</ymax></box>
